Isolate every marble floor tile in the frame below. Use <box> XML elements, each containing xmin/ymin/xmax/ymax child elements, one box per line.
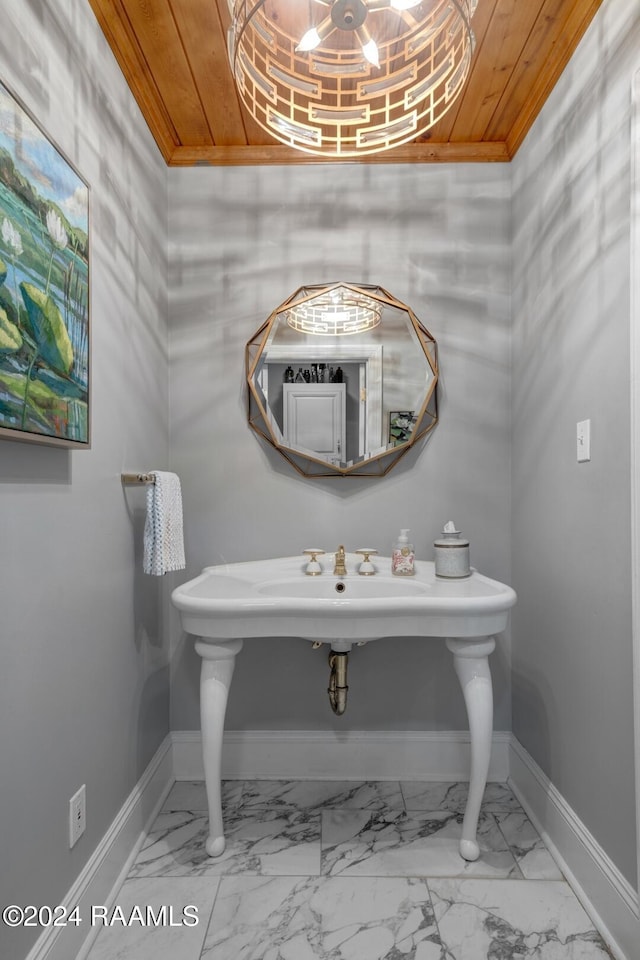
<box><xmin>235</xmin><ymin>779</ymin><xmax>404</xmax><ymax>813</ymax></box>
<box><xmin>495</xmin><ymin>810</ymin><xmax>564</xmax><ymax>880</ymax></box>
<box><xmin>129</xmin><ymin>808</ymin><xmax>321</xmax><ymax>878</ymax></box>
<box><xmin>429</xmin><ymin>878</ymin><xmax>611</xmax><ymax>959</ymax></box>
<box><xmin>81</xmin><ymin>782</ymin><xmax>615</xmax><ymax>960</ymax></box>
<box><xmin>85</xmin><ymin>876</ymin><xmax>219</xmax><ymax>960</ymax></box>
<box><xmin>200</xmin><ymin>875</ymin><xmax>443</xmax><ymax>960</ymax></box>
<box><xmin>322</xmin><ymin>809</ymin><xmax>521</xmax><ymax>879</ymax></box>
<box><xmin>401</xmin><ymin>780</ymin><xmax>523</xmax><ymax>814</ymax></box>
<box><xmin>162</xmin><ymin>781</ymin><xmax>243</xmax><ymax>813</ymax></box>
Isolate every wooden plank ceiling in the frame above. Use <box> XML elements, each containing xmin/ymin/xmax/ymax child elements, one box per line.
<box><xmin>87</xmin><ymin>0</ymin><xmax>604</xmax><ymax>165</ymax></box>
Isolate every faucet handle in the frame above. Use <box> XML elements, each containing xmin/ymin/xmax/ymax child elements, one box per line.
<box><xmin>355</xmin><ymin>548</ymin><xmax>378</xmax><ymax>576</ymax></box>
<box><xmin>303</xmin><ymin>549</ymin><xmax>325</xmax><ymax>576</ymax></box>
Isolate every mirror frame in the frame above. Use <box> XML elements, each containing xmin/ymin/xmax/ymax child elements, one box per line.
<box><xmin>246</xmin><ymin>282</ymin><xmax>439</xmax><ymax>478</ymax></box>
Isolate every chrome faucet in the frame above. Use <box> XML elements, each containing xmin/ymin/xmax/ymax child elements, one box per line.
<box><xmin>333</xmin><ymin>545</ymin><xmax>347</xmax><ymax>576</ymax></box>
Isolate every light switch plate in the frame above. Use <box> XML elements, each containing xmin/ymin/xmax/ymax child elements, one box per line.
<box><xmin>577</xmin><ymin>419</ymin><xmax>591</xmax><ymax>462</ymax></box>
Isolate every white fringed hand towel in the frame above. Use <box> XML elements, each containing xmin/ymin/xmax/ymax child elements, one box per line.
<box><xmin>143</xmin><ymin>471</ymin><xmax>186</xmax><ymax>576</ymax></box>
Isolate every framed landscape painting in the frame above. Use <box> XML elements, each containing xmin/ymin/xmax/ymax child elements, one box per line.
<box><xmin>0</xmin><ymin>80</ymin><xmax>90</xmax><ymax>447</ymax></box>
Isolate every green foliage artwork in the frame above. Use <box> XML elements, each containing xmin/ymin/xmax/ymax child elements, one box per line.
<box><xmin>0</xmin><ymin>81</ymin><xmax>89</xmax><ymax>447</ymax></box>
<box><xmin>389</xmin><ymin>411</ymin><xmax>417</xmax><ymax>446</ymax></box>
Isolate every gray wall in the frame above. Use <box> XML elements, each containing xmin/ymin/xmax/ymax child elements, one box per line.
<box><xmin>511</xmin><ymin>0</ymin><xmax>639</xmax><ymax>887</ymax></box>
<box><xmin>0</xmin><ymin>2</ymin><xmax>170</xmax><ymax>957</ymax></box>
<box><xmin>168</xmin><ymin>163</ymin><xmax>512</xmax><ymax>732</ymax></box>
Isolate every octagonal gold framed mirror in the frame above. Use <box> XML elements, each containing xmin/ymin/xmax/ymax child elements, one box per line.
<box><xmin>246</xmin><ymin>282</ymin><xmax>438</xmax><ymax>478</ymax></box>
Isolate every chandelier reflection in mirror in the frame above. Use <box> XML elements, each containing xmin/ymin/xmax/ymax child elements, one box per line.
<box><xmin>227</xmin><ymin>0</ymin><xmax>478</xmax><ymax>158</ymax></box>
<box><xmin>286</xmin><ymin>287</ymin><xmax>382</xmax><ymax>336</ymax></box>
<box><xmin>246</xmin><ymin>283</ymin><xmax>438</xmax><ymax>478</ymax></box>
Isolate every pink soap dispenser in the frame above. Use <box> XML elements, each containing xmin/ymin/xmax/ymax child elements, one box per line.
<box><xmin>391</xmin><ymin>528</ymin><xmax>415</xmax><ymax>576</ymax></box>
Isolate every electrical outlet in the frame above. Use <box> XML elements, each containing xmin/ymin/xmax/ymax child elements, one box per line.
<box><xmin>69</xmin><ymin>785</ymin><xmax>86</xmax><ymax>848</ymax></box>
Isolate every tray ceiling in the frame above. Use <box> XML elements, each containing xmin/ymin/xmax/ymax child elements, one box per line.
<box><xmin>87</xmin><ymin>0</ymin><xmax>604</xmax><ymax>165</ymax></box>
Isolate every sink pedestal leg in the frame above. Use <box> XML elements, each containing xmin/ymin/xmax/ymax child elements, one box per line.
<box><xmin>195</xmin><ymin>638</ymin><xmax>243</xmax><ymax>857</ymax></box>
<box><xmin>446</xmin><ymin>636</ymin><xmax>495</xmax><ymax>862</ymax></box>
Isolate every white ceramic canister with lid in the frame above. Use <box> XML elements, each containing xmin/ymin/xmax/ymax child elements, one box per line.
<box><xmin>434</xmin><ymin>521</ymin><xmax>470</xmax><ymax>578</ymax></box>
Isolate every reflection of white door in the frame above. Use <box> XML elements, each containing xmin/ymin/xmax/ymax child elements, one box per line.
<box><xmin>283</xmin><ymin>384</ymin><xmax>346</xmax><ymax>463</ymax></box>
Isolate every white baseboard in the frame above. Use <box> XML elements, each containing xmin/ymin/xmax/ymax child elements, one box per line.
<box><xmin>24</xmin><ymin>735</ymin><xmax>174</xmax><ymax>960</ymax></box>
<box><xmin>172</xmin><ymin>728</ymin><xmax>511</xmax><ymax>782</ymax></box>
<box><xmin>508</xmin><ymin>736</ymin><xmax>639</xmax><ymax>960</ymax></box>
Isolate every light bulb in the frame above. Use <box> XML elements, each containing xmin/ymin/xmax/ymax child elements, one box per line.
<box><xmin>296</xmin><ymin>27</ymin><xmax>321</xmax><ymax>52</ymax></box>
<box><xmin>362</xmin><ymin>38</ymin><xmax>379</xmax><ymax>66</ymax></box>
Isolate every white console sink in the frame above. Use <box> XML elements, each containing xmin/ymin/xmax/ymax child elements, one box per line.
<box><xmin>172</xmin><ymin>553</ymin><xmax>516</xmax><ymax>864</ymax></box>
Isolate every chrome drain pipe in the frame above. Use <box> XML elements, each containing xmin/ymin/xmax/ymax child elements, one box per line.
<box><xmin>327</xmin><ymin>650</ymin><xmax>349</xmax><ymax>716</ymax></box>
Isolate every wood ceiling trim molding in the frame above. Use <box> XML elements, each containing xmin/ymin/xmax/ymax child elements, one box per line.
<box><xmin>169</xmin><ymin>141</ymin><xmax>512</xmax><ymax>166</ymax></box>
<box><xmin>503</xmin><ymin>0</ymin><xmax>605</xmax><ymax>155</ymax></box>
<box><xmin>88</xmin><ymin>0</ymin><xmax>178</xmax><ymax>161</ymax></box>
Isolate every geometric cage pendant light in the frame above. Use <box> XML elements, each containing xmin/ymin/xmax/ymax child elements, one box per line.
<box><xmin>285</xmin><ymin>285</ymin><xmax>383</xmax><ymax>336</ymax></box>
<box><xmin>227</xmin><ymin>0</ymin><xmax>478</xmax><ymax>159</ymax></box>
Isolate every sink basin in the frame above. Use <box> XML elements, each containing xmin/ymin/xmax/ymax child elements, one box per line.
<box><xmin>171</xmin><ymin>553</ymin><xmax>516</xmax><ymax>642</ymax></box>
<box><xmin>257</xmin><ymin>576</ymin><xmax>428</xmax><ymax>598</ymax></box>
